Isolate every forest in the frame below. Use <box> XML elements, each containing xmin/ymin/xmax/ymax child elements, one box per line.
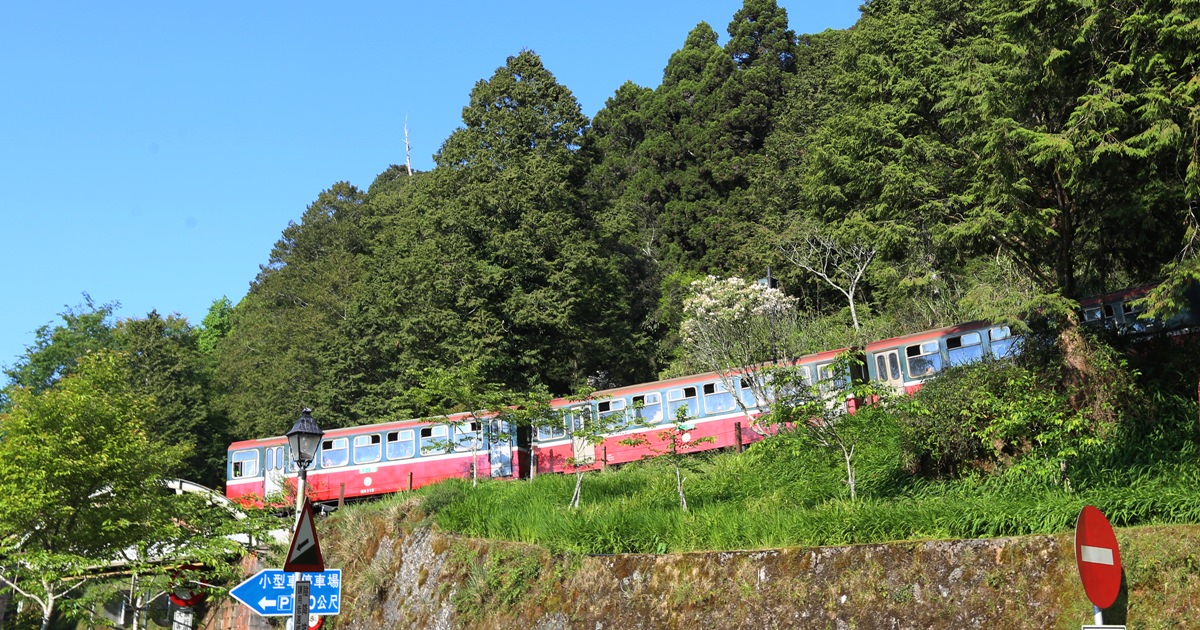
<box><xmin>4</xmin><ymin>0</ymin><xmax>1200</xmax><ymax>492</ymax></box>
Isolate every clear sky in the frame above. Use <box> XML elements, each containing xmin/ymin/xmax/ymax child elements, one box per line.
<box><xmin>0</xmin><ymin>1</ymin><xmax>861</xmax><ymax>371</ymax></box>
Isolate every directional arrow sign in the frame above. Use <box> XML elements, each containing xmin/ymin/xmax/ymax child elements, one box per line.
<box><xmin>230</xmin><ymin>569</ymin><xmax>342</xmax><ymax>617</ymax></box>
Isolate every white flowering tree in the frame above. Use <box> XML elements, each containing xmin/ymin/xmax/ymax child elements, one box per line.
<box><xmin>680</xmin><ymin>275</ymin><xmax>803</xmax><ymax>434</ymax></box>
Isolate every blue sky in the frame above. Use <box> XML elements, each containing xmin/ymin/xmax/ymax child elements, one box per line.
<box><xmin>0</xmin><ymin>1</ymin><xmax>861</xmax><ymax>371</ymax></box>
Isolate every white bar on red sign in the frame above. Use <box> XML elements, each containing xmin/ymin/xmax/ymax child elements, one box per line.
<box><xmin>1080</xmin><ymin>545</ymin><xmax>1115</xmax><ymax>565</ymax></box>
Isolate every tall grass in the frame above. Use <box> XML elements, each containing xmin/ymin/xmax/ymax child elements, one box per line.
<box><xmin>363</xmin><ymin>392</ymin><xmax>1200</xmax><ymax>554</ymax></box>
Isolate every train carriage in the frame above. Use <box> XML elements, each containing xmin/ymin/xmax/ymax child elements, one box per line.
<box><xmin>1079</xmin><ymin>283</ymin><xmax>1200</xmax><ymax>335</ymax></box>
<box><xmin>864</xmin><ymin>322</ymin><xmax>1020</xmax><ymax>394</ymax></box>
<box><xmin>226</xmin><ymin>411</ymin><xmax>520</xmax><ymax>506</ymax></box>
<box><xmin>529</xmin><ymin>369</ymin><xmax>766</xmax><ymax>475</ymax></box>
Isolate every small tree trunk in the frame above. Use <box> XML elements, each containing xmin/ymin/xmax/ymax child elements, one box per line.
<box><xmin>675</xmin><ymin>464</ymin><xmax>687</xmax><ymax>511</ymax></box>
<box><xmin>38</xmin><ymin>596</ymin><xmax>54</xmax><ymax>630</ymax></box>
<box><xmin>471</xmin><ymin>451</ymin><xmax>478</xmax><ymax>488</ymax></box>
<box><xmin>570</xmin><ymin>471</ymin><xmax>583</xmax><ymax>509</ymax></box>
<box><xmin>843</xmin><ymin>448</ymin><xmax>856</xmax><ymax>501</ymax></box>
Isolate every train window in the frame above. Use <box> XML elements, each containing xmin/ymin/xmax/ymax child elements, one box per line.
<box><xmin>816</xmin><ymin>363</ymin><xmax>847</xmax><ymax>392</ymax></box>
<box><xmin>702</xmin><ymin>382</ymin><xmax>738</xmax><ymax>414</ymax></box>
<box><xmin>873</xmin><ymin>352</ymin><xmax>902</xmax><ymax>382</ymax></box>
<box><xmin>265</xmin><ymin>447</ymin><xmax>275</xmax><ymax>472</ymax></box>
<box><xmin>320</xmin><ymin>437</ymin><xmax>349</xmax><ymax>468</ymax></box>
<box><xmin>353</xmin><ymin>434</ymin><xmax>382</xmax><ymax>465</ymax></box>
<box><xmin>454</xmin><ymin>422</ymin><xmax>482</xmax><ymax>452</ymax></box>
<box><xmin>567</xmin><ymin>406</ymin><xmax>592</xmax><ymax>432</ymax></box>
<box><xmin>597</xmin><ymin>398</ymin><xmax>626</xmax><ymax>420</ymax></box>
<box><xmin>386</xmin><ymin>429</ymin><xmax>416</xmax><ymax>459</ymax></box>
<box><xmin>667</xmin><ymin>386</ymin><xmax>699</xmax><ymax>420</ymax></box>
<box><xmin>537</xmin><ymin>414</ymin><xmax>568</xmax><ymax>441</ymax></box>
<box><xmin>420</xmin><ymin>425</ymin><xmax>449</xmax><ymax>455</ymax></box>
<box><xmin>740</xmin><ymin>377</ymin><xmax>757</xmax><ymax>408</ymax></box>
<box><xmin>947</xmin><ymin>332</ymin><xmax>983</xmax><ymax>367</ymax></box>
<box><xmin>905</xmin><ymin>341</ymin><xmax>942</xmax><ymax>377</ymax></box>
<box><xmin>231</xmin><ymin>450</ymin><xmax>259</xmax><ymax>479</ymax></box>
<box><xmin>1123</xmin><ymin>301</ymin><xmax>1150</xmax><ymax>331</ymax></box>
<box><xmin>1083</xmin><ymin>307</ymin><xmax>1103</xmax><ymax>322</ymax></box>
<box><xmin>632</xmin><ymin>393</ymin><xmax>663</xmax><ymax>424</ymax></box>
<box><xmin>988</xmin><ymin>326</ymin><xmax>1018</xmax><ymax>358</ymax></box>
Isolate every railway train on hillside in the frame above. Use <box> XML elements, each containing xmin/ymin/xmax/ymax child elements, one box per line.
<box><xmin>225</xmin><ymin>283</ymin><xmax>1200</xmax><ymax>506</ymax></box>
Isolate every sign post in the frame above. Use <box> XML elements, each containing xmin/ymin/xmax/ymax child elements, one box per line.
<box><xmin>284</xmin><ymin>499</ymin><xmax>324</xmax><ymax>630</ymax></box>
<box><xmin>229</xmin><ymin>569</ymin><xmax>341</xmax><ymax>617</ymax></box>
<box><xmin>1075</xmin><ymin>505</ymin><xmax>1124</xmax><ymax>628</ymax></box>
<box><xmin>293</xmin><ymin>579</ymin><xmax>310</xmax><ymax>630</ymax></box>
<box><xmin>233</xmin><ymin>499</ymin><xmax>340</xmax><ymax>621</ymax></box>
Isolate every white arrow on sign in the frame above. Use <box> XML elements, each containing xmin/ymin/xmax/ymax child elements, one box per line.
<box><xmin>259</xmin><ymin>597</ymin><xmax>278</xmax><ymax>609</ymax></box>
<box><xmin>1079</xmin><ymin>545</ymin><xmax>1115</xmax><ymax>565</ymax></box>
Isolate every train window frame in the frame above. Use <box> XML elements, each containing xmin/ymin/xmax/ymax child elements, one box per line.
<box><xmin>988</xmin><ymin>325</ymin><xmax>1019</xmax><ymax>358</ymax></box>
<box><xmin>597</xmin><ymin>398</ymin><xmax>627</xmax><ymax>419</ymax></box>
<box><xmin>702</xmin><ymin>381</ymin><xmax>738</xmax><ymax>415</ymax></box>
<box><xmin>386</xmin><ymin>429</ymin><xmax>416</xmax><ymax>460</ymax></box>
<box><xmin>816</xmin><ymin>363</ymin><xmax>848</xmax><ymax>392</ymax></box>
<box><xmin>631</xmin><ymin>392</ymin><xmax>663</xmax><ymax>424</ymax></box>
<box><xmin>353</xmin><ymin>434</ymin><xmax>383</xmax><ymax>465</ymax></box>
<box><xmin>1083</xmin><ymin>307</ymin><xmax>1103</xmax><ymax>322</ymax></box>
<box><xmin>231</xmin><ymin>449</ymin><xmax>259</xmax><ymax>479</ymax></box>
<box><xmin>454</xmin><ymin>421</ymin><xmax>482</xmax><ymax>452</ymax></box>
<box><xmin>666</xmin><ymin>386</ymin><xmax>699</xmax><ymax>420</ymax></box>
<box><xmin>320</xmin><ymin>437</ymin><xmax>349</xmax><ymax>469</ymax></box>
<box><xmin>739</xmin><ymin>376</ymin><xmax>757</xmax><ymax>408</ymax></box>
<box><xmin>946</xmin><ymin>331</ymin><xmax>983</xmax><ymax>367</ymax></box>
<box><xmin>536</xmin><ymin>414</ymin><xmax>568</xmax><ymax>442</ymax></box>
<box><xmin>567</xmin><ymin>405</ymin><xmax>592</xmax><ymax>433</ymax></box>
<box><xmin>905</xmin><ymin>341</ymin><xmax>943</xmax><ymax>377</ymax></box>
<box><xmin>420</xmin><ymin>425</ymin><xmax>449</xmax><ymax>455</ymax></box>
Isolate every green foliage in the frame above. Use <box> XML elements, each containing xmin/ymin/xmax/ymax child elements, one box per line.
<box><xmin>197</xmin><ymin>296</ymin><xmax>233</xmax><ymax>354</ymax></box>
<box><xmin>0</xmin><ymin>352</ymin><xmax>268</xmax><ymax>628</ymax></box>
<box><xmin>113</xmin><ymin>311</ymin><xmax>227</xmax><ymax>485</ymax></box>
<box><xmin>4</xmin><ymin>294</ymin><xmax>118</xmax><ymax>395</ymax></box>
<box><xmin>898</xmin><ymin>326</ymin><xmax>1147</xmax><ymax>486</ymax></box>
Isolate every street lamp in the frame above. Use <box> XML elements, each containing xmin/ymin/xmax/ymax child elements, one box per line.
<box><xmin>286</xmin><ymin>408</ymin><xmax>324</xmax><ymax>514</ymax></box>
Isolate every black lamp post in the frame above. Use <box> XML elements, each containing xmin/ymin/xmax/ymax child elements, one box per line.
<box><xmin>286</xmin><ymin>408</ymin><xmax>323</xmax><ymax>514</ymax></box>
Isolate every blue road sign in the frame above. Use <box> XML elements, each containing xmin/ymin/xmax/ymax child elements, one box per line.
<box><xmin>230</xmin><ymin>569</ymin><xmax>341</xmax><ymax>617</ymax></box>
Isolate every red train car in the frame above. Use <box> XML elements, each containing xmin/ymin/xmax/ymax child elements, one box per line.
<box><xmin>226</xmin><ymin>410</ymin><xmax>520</xmax><ymax>506</ymax></box>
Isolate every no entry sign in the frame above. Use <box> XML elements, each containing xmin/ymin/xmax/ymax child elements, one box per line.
<box><xmin>1075</xmin><ymin>505</ymin><xmax>1123</xmax><ymax>609</ymax></box>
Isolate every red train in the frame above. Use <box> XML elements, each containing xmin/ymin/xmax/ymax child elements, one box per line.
<box><xmin>225</xmin><ymin>284</ymin><xmax>1195</xmax><ymax>506</ymax></box>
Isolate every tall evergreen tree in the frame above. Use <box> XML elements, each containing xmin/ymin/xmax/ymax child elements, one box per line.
<box><xmin>114</xmin><ymin>312</ymin><xmax>226</xmax><ymax>486</ymax></box>
<box><xmin>332</xmin><ymin>51</ymin><xmax>650</xmax><ymax>422</ymax></box>
<box><xmin>216</xmin><ymin>182</ymin><xmax>368</xmax><ymax>437</ymax></box>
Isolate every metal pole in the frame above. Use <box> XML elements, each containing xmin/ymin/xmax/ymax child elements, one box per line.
<box><xmin>295</xmin><ymin>467</ymin><xmax>307</xmax><ymax>515</ymax></box>
<box><xmin>1093</xmin><ymin>605</ymin><xmax>1103</xmax><ymax>625</ymax></box>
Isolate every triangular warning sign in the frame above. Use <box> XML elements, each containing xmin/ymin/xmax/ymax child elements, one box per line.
<box><xmin>284</xmin><ymin>498</ymin><xmax>325</xmax><ymax>572</ymax></box>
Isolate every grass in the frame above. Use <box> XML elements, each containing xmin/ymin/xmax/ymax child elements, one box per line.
<box><xmin>372</xmin><ymin>407</ymin><xmax>1200</xmax><ymax>554</ymax></box>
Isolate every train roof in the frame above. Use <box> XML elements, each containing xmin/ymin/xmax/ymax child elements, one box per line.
<box><xmin>864</xmin><ymin>321</ymin><xmax>1002</xmax><ymax>351</ymax></box>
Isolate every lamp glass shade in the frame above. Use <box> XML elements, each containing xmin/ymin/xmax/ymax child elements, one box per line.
<box><xmin>286</xmin><ymin>408</ymin><xmax>324</xmax><ymax>469</ymax></box>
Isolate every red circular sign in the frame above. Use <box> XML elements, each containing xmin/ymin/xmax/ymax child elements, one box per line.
<box><xmin>168</xmin><ymin>564</ymin><xmax>206</xmax><ymax>607</ymax></box>
<box><xmin>1075</xmin><ymin>505</ymin><xmax>1123</xmax><ymax>609</ymax></box>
